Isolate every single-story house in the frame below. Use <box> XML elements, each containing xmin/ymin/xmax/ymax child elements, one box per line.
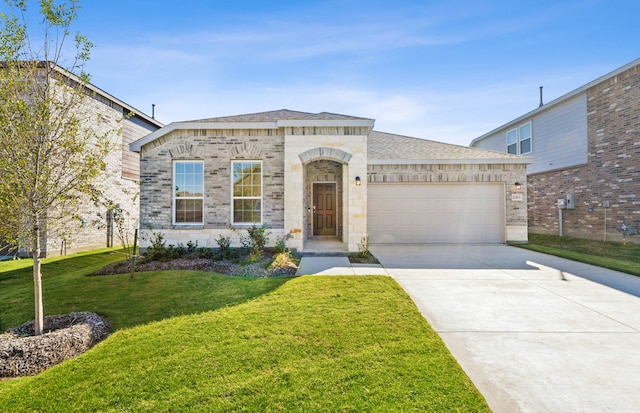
<box><xmin>130</xmin><ymin>109</ymin><xmax>529</xmax><ymax>252</ymax></box>
<box><xmin>470</xmin><ymin>58</ymin><xmax>640</xmax><ymax>243</ymax></box>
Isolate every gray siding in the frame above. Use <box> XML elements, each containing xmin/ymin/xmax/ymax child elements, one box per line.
<box><xmin>528</xmin><ymin>94</ymin><xmax>587</xmax><ymax>174</ymax></box>
<box><xmin>472</xmin><ymin>130</ymin><xmax>505</xmax><ymax>153</ymax></box>
<box><xmin>473</xmin><ymin>94</ymin><xmax>587</xmax><ymax>175</ymax></box>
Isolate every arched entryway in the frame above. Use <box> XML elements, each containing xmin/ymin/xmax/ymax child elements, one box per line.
<box><xmin>298</xmin><ymin>147</ymin><xmax>352</xmax><ymax>249</ymax></box>
<box><xmin>305</xmin><ymin>159</ymin><xmax>344</xmax><ymax>239</ymax></box>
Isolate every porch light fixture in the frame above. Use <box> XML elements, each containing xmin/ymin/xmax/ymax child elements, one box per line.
<box><xmin>355</xmin><ymin>176</ymin><xmax>362</xmax><ymax>186</ymax></box>
<box><xmin>514</xmin><ymin>182</ymin><xmax>522</xmax><ymax>190</ymax></box>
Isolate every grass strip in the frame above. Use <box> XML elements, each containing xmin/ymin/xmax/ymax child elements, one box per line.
<box><xmin>515</xmin><ymin>233</ymin><xmax>640</xmax><ymax>276</ymax></box>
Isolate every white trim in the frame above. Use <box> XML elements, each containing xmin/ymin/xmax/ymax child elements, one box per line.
<box><xmin>172</xmin><ymin>160</ymin><xmax>204</xmax><ymax>225</ymax></box>
<box><xmin>231</xmin><ymin>160</ymin><xmax>263</xmax><ymax>225</ymax></box>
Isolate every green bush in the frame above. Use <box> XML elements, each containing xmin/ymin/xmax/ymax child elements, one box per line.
<box><xmin>216</xmin><ymin>234</ymin><xmax>232</xmax><ymax>259</ymax></box>
<box><xmin>246</xmin><ymin>224</ymin><xmax>270</xmax><ymax>251</ymax></box>
<box><xmin>274</xmin><ymin>233</ymin><xmax>292</xmax><ymax>254</ymax></box>
<box><xmin>143</xmin><ymin>232</ymin><xmax>167</xmax><ymax>262</ymax></box>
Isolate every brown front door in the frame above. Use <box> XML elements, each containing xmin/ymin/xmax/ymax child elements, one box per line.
<box><xmin>313</xmin><ymin>183</ymin><xmax>337</xmax><ymax>236</ymax></box>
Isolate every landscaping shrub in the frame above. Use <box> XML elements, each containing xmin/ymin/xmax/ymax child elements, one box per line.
<box><xmin>216</xmin><ymin>233</ymin><xmax>232</xmax><ymax>259</ymax></box>
<box><xmin>274</xmin><ymin>233</ymin><xmax>292</xmax><ymax>254</ymax></box>
<box><xmin>246</xmin><ymin>224</ymin><xmax>270</xmax><ymax>252</ymax></box>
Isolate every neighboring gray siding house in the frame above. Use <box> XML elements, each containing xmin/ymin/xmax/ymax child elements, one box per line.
<box><xmin>471</xmin><ymin>58</ymin><xmax>640</xmax><ymax>243</ymax></box>
<box><xmin>131</xmin><ymin>109</ymin><xmax>529</xmax><ymax>252</ymax></box>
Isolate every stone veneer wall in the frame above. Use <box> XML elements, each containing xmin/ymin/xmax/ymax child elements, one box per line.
<box><xmin>138</xmin><ymin>129</ymin><xmax>285</xmax><ymax>248</ymax></box>
<box><xmin>284</xmin><ymin>132</ymin><xmax>367</xmax><ymax>252</ymax></box>
<box><xmin>367</xmin><ymin>163</ymin><xmax>529</xmax><ymax>242</ymax></box>
<box><xmin>528</xmin><ymin>64</ymin><xmax>640</xmax><ymax>243</ymax></box>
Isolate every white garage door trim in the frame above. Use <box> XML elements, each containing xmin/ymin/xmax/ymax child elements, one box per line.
<box><xmin>367</xmin><ymin>182</ymin><xmax>506</xmax><ymax>244</ymax></box>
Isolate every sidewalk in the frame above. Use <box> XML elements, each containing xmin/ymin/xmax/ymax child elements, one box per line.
<box><xmin>295</xmin><ymin>256</ymin><xmax>389</xmax><ymax>276</ymax></box>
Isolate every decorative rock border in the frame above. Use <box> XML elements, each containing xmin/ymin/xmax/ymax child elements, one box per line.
<box><xmin>0</xmin><ymin>312</ymin><xmax>110</xmax><ymax>377</ymax></box>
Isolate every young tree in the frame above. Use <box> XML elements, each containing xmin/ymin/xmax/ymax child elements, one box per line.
<box><xmin>0</xmin><ymin>0</ymin><xmax>112</xmax><ymax>335</ymax></box>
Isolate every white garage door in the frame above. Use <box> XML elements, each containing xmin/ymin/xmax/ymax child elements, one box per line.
<box><xmin>368</xmin><ymin>183</ymin><xmax>505</xmax><ymax>244</ymax></box>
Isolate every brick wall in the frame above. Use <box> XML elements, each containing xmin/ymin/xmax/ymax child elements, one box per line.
<box><xmin>528</xmin><ymin>64</ymin><xmax>640</xmax><ymax>243</ymax></box>
<box><xmin>44</xmin><ymin>94</ymin><xmax>151</xmax><ymax>256</ymax></box>
<box><xmin>138</xmin><ymin>129</ymin><xmax>285</xmax><ymax>247</ymax></box>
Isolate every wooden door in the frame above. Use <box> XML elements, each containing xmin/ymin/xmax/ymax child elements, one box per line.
<box><xmin>313</xmin><ymin>183</ymin><xmax>336</xmax><ymax>236</ymax></box>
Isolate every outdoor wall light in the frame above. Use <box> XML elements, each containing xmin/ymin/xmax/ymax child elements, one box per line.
<box><xmin>514</xmin><ymin>182</ymin><xmax>522</xmax><ymax>190</ymax></box>
<box><xmin>355</xmin><ymin>176</ymin><xmax>362</xmax><ymax>186</ymax></box>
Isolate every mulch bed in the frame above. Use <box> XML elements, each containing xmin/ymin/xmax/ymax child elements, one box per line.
<box><xmin>92</xmin><ymin>254</ymin><xmax>298</xmax><ymax>277</ymax></box>
<box><xmin>0</xmin><ymin>312</ymin><xmax>110</xmax><ymax>378</ymax></box>
<box><xmin>348</xmin><ymin>252</ymin><xmax>380</xmax><ymax>264</ymax></box>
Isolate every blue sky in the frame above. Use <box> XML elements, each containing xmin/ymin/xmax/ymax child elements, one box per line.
<box><xmin>16</xmin><ymin>0</ymin><xmax>640</xmax><ymax>145</ymax></box>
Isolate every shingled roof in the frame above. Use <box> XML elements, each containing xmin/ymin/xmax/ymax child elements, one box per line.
<box><xmin>189</xmin><ymin>109</ymin><xmax>372</xmax><ymax>123</ymax></box>
<box><xmin>368</xmin><ymin>131</ymin><xmax>530</xmax><ymax>164</ymax></box>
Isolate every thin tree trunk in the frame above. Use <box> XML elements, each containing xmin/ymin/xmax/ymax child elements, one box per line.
<box><xmin>33</xmin><ymin>225</ymin><xmax>43</xmax><ymax>336</ymax></box>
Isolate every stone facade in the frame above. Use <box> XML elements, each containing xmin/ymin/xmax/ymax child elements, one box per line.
<box><xmin>284</xmin><ymin>129</ymin><xmax>368</xmax><ymax>252</ymax></box>
<box><xmin>367</xmin><ymin>163</ymin><xmax>529</xmax><ymax>242</ymax></box>
<box><xmin>528</xmin><ymin>64</ymin><xmax>640</xmax><ymax>243</ymax></box>
<box><xmin>138</xmin><ymin>129</ymin><xmax>286</xmax><ymax>247</ymax></box>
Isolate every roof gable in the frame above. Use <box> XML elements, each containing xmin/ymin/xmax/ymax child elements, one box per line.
<box><xmin>188</xmin><ymin>109</ymin><xmax>373</xmax><ymax>123</ymax></box>
<box><xmin>130</xmin><ymin>109</ymin><xmax>375</xmax><ymax>152</ymax></box>
<box><xmin>189</xmin><ymin>109</ymin><xmax>312</xmax><ymax>123</ymax></box>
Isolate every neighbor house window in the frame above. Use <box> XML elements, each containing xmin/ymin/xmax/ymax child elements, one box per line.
<box><xmin>232</xmin><ymin>161</ymin><xmax>262</xmax><ymax>224</ymax></box>
<box><xmin>519</xmin><ymin>123</ymin><xmax>531</xmax><ymax>154</ymax></box>
<box><xmin>506</xmin><ymin>122</ymin><xmax>532</xmax><ymax>154</ymax></box>
<box><xmin>507</xmin><ymin>128</ymin><xmax>518</xmax><ymax>154</ymax></box>
<box><xmin>173</xmin><ymin>161</ymin><xmax>204</xmax><ymax>224</ymax></box>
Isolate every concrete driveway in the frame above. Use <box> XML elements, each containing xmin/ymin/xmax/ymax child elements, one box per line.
<box><xmin>369</xmin><ymin>244</ymin><xmax>640</xmax><ymax>413</ymax></box>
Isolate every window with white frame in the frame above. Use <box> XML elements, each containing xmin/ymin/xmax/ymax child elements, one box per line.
<box><xmin>506</xmin><ymin>122</ymin><xmax>532</xmax><ymax>154</ymax></box>
<box><xmin>173</xmin><ymin>161</ymin><xmax>204</xmax><ymax>224</ymax></box>
<box><xmin>232</xmin><ymin>161</ymin><xmax>262</xmax><ymax>224</ymax></box>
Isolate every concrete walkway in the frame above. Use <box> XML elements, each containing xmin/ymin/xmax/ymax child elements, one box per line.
<box><xmin>295</xmin><ymin>256</ymin><xmax>388</xmax><ymax>276</ymax></box>
<box><xmin>370</xmin><ymin>244</ymin><xmax>640</xmax><ymax>413</ymax></box>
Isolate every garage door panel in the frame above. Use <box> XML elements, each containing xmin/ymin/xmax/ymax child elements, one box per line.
<box><xmin>368</xmin><ymin>183</ymin><xmax>505</xmax><ymax>244</ymax></box>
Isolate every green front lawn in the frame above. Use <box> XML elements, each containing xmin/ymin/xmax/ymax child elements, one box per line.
<box><xmin>516</xmin><ymin>233</ymin><xmax>640</xmax><ymax>276</ymax></box>
<box><xmin>0</xmin><ymin>251</ymin><xmax>489</xmax><ymax>412</ymax></box>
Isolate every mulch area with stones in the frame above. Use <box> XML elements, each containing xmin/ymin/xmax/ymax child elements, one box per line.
<box><xmin>0</xmin><ymin>312</ymin><xmax>110</xmax><ymax>378</ymax></box>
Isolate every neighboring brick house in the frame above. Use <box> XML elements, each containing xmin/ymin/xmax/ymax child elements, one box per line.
<box><xmin>131</xmin><ymin>109</ymin><xmax>529</xmax><ymax>252</ymax></box>
<box><xmin>1</xmin><ymin>64</ymin><xmax>163</xmax><ymax>257</ymax></box>
<box><xmin>471</xmin><ymin>58</ymin><xmax>640</xmax><ymax>243</ymax></box>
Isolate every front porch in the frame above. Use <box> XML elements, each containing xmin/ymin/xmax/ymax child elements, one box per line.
<box><xmin>301</xmin><ymin>236</ymin><xmax>348</xmax><ymax>255</ymax></box>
